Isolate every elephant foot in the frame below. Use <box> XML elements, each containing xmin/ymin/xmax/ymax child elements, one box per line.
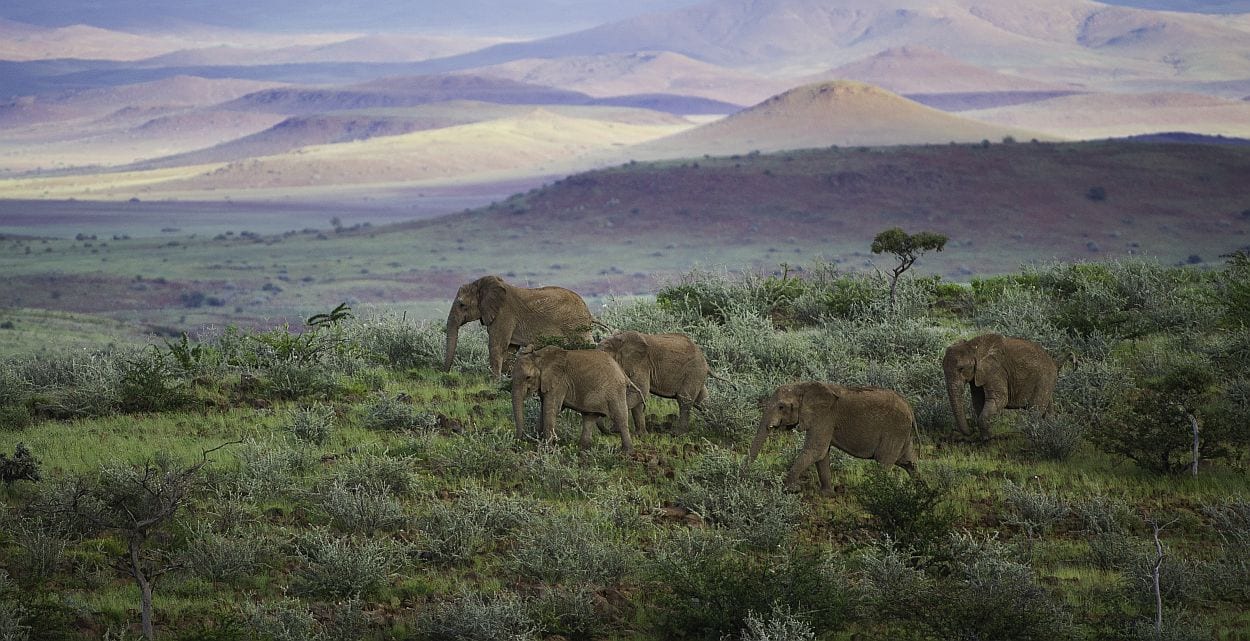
<box><xmin>819</xmin><ymin>487</ymin><xmax>837</xmax><ymax>498</ymax></box>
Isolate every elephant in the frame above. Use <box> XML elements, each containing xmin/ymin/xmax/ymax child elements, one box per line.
<box><xmin>744</xmin><ymin>382</ymin><xmax>917</xmax><ymax>494</ymax></box>
<box><xmin>597</xmin><ymin>331</ymin><xmax>710</xmax><ymax>435</ymax></box>
<box><xmin>943</xmin><ymin>333</ymin><xmax>1058</xmax><ymax>441</ymax></box>
<box><xmin>444</xmin><ymin>275</ymin><xmax>594</xmax><ymax>378</ymax></box>
<box><xmin>511</xmin><ymin>345</ymin><xmax>643</xmax><ymax>455</ymax></box>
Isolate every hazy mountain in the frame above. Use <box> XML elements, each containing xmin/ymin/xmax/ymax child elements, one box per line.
<box><xmin>962</xmin><ymin>91</ymin><xmax>1250</xmax><ymax>139</ymax></box>
<box><xmin>0</xmin><ymin>0</ymin><xmax>704</xmax><ymax>36</ymax></box>
<box><xmin>817</xmin><ymin>46</ymin><xmax>1077</xmax><ymax>94</ymax></box>
<box><xmin>632</xmin><ymin>81</ymin><xmax>1046</xmax><ymax>159</ymax></box>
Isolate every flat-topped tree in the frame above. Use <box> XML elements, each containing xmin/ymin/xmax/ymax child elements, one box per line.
<box><xmin>871</xmin><ymin>227</ymin><xmax>948</xmax><ymax>311</ymax></box>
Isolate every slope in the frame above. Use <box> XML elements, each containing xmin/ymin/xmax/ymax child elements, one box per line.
<box><xmin>962</xmin><ymin>91</ymin><xmax>1250</xmax><ymax>139</ymax></box>
<box><xmin>632</xmin><ymin>81</ymin><xmax>1049</xmax><ymax>159</ymax></box>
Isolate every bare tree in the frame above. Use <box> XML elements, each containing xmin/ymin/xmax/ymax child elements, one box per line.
<box><xmin>54</xmin><ymin>443</ymin><xmax>237</xmax><ymax>640</ymax></box>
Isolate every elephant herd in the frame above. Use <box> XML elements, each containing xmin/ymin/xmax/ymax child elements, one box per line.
<box><xmin>444</xmin><ymin>275</ymin><xmax>1059</xmax><ymax>492</ymax></box>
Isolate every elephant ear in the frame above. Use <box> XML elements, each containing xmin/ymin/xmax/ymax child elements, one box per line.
<box><xmin>973</xmin><ymin>335</ymin><xmax>1007</xmax><ymax>389</ymax></box>
<box><xmin>618</xmin><ymin>333</ymin><xmax>650</xmax><ymax>370</ymax></box>
<box><xmin>534</xmin><ymin>347</ymin><xmax>569</xmax><ymax>393</ymax></box>
<box><xmin>798</xmin><ymin>382</ymin><xmax>839</xmax><ymax>430</ymax></box>
<box><xmin>478</xmin><ymin>275</ymin><xmax>507</xmax><ymax>325</ymax></box>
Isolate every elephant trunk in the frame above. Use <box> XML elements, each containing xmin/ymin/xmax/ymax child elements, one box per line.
<box><xmin>743</xmin><ymin>413</ymin><xmax>773</xmax><ymax>470</ymax></box>
<box><xmin>512</xmin><ymin>376</ymin><xmax>528</xmax><ymax>441</ymax></box>
<box><xmin>947</xmin><ymin>375</ymin><xmax>971</xmax><ymax>436</ymax></box>
<box><xmin>443</xmin><ymin>311</ymin><xmax>462</xmax><ymax>372</ymax></box>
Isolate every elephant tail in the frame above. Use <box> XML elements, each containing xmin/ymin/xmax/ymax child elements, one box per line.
<box><xmin>1057</xmin><ymin>350</ymin><xmax>1080</xmax><ymax>372</ymax></box>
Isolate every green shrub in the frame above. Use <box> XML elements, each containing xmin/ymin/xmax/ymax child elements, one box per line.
<box><xmin>740</xmin><ymin>604</ymin><xmax>815</xmax><ymax>641</ymax></box>
<box><xmin>285</xmin><ymin>403</ymin><xmax>335</xmax><ymax>446</ymax></box>
<box><xmin>235</xmin><ymin>439</ymin><xmax>318</xmax><ymax>498</ymax></box>
<box><xmin>529</xmin><ymin>587</ymin><xmax>607</xmax><ymax>640</ymax></box>
<box><xmin>237</xmin><ymin>597</ymin><xmax>317</xmax><ymax>641</ymax></box>
<box><xmin>290</xmin><ymin>529</ymin><xmax>399</xmax><ymax>598</ymax></box>
<box><xmin>0</xmin><ymin>443</ymin><xmax>41</xmax><ymax>486</ymax></box>
<box><xmin>0</xmin><ymin>599</ymin><xmax>31</xmax><ymax>641</ymax></box>
<box><xmin>117</xmin><ymin>349</ymin><xmax>189</xmax><ymax>412</ymax></box>
<box><xmin>1018</xmin><ymin>410</ymin><xmax>1085</xmax><ymax>460</ymax></box>
<box><xmin>316</xmin><ymin>480</ymin><xmax>409</xmax><ymax>534</ymax></box>
<box><xmin>333</xmin><ymin>453</ymin><xmax>417</xmax><ymax>496</ymax></box>
<box><xmin>852</xmin><ymin>468</ymin><xmax>954</xmax><ymax>554</ymax></box>
<box><xmin>6</xmin><ymin>518</ymin><xmax>65</xmax><ymax>585</ymax></box>
<box><xmin>509</xmin><ymin>512</ymin><xmax>636</xmax><ymax>586</ymax></box>
<box><xmin>259</xmin><ymin>358</ymin><xmax>342</xmax><ymax>401</ymax></box>
<box><xmin>599</xmin><ymin>296</ymin><xmax>686</xmax><ymax>334</ymax></box>
<box><xmin>417</xmin><ymin>591</ymin><xmax>538</xmax><ymax>641</ymax></box>
<box><xmin>179</xmin><ymin>522</ymin><xmax>263</xmax><ymax>582</ymax></box>
<box><xmin>413</xmin><ymin>500</ymin><xmax>491</xmax><ymax>564</ymax></box>
<box><xmin>348</xmin><ymin>314</ymin><xmax>444</xmax><ymax>370</ymax></box>
<box><xmin>360</xmin><ymin>393</ymin><xmax>437</xmax><ymax>431</ymax></box>
<box><xmin>1002</xmin><ymin>480</ymin><xmax>1071</xmax><ymax>539</ymax></box>
<box><xmin>678</xmin><ymin>447</ymin><xmax>804</xmax><ymax>549</ymax></box>
<box><xmin>644</xmin><ymin>529</ymin><xmax>848</xmax><ymax>640</ymax></box>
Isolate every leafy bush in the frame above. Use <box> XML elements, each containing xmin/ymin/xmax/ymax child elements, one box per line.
<box><xmin>1018</xmin><ymin>410</ymin><xmax>1086</xmax><ymax>460</ymax></box>
<box><xmin>644</xmin><ymin>529</ymin><xmax>848</xmax><ymax>640</ymax></box>
<box><xmin>360</xmin><ymin>393</ymin><xmax>437</xmax><ymax>431</ymax></box>
<box><xmin>285</xmin><ymin>403</ymin><xmax>335</xmax><ymax>446</ymax></box>
<box><xmin>315</xmin><ymin>480</ymin><xmax>409</xmax><ymax>534</ymax></box>
<box><xmin>0</xmin><ymin>443</ymin><xmax>41</xmax><ymax>486</ymax></box>
<box><xmin>599</xmin><ymin>296</ymin><xmax>687</xmax><ymax>334</ymax></box>
<box><xmin>179</xmin><ymin>522</ymin><xmax>263</xmax><ymax>583</ymax></box>
<box><xmin>678</xmin><ymin>447</ymin><xmax>804</xmax><ymax>549</ymax></box>
<box><xmin>333</xmin><ymin>453</ymin><xmax>417</xmax><ymax>496</ymax></box>
<box><xmin>695</xmin><ymin>377</ymin><xmax>769</xmax><ymax>439</ymax></box>
<box><xmin>508</xmin><ymin>512</ymin><xmax>636</xmax><ymax>586</ymax></box>
<box><xmin>117</xmin><ymin>349</ymin><xmax>189</xmax><ymax>413</ymax></box>
<box><xmin>413</xmin><ymin>500</ymin><xmax>491</xmax><ymax>564</ymax></box>
<box><xmin>290</xmin><ymin>529</ymin><xmax>399</xmax><ymax>598</ymax></box>
<box><xmin>6</xmin><ymin>518</ymin><xmax>65</xmax><ymax>585</ymax></box>
<box><xmin>657</xmin><ymin>268</ymin><xmax>805</xmax><ymax>325</ymax></box>
<box><xmin>1074</xmin><ymin>493</ymin><xmax>1131</xmax><ymax>535</ymax></box>
<box><xmin>740</xmin><ymin>604</ymin><xmax>816</xmax><ymax>641</ymax></box>
<box><xmin>348</xmin><ymin>314</ymin><xmax>444</xmax><ymax>370</ymax></box>
<box><xmin>235</xmin><ymin>439</ymin><xmax>318</xmax><ymax>498</ymax></box>
<box><xmin>417</xmin><ymin>591</ymin><xmax>538</xmax><ymax>641</ymax></box>
<box><xmin>0</xmin><ymin>599</ymin><xmax>31</xmax><ymax>641</ymax></box>
<box><xmin>528</xmin><ymin>587</ymin><xmax>607</xmax><ymax>640</ymax></box>
<box><xmin>259</xmin><ymin>358</ymin><xmax>343</xmax><ymax>401</ymax></box>
<box><xmin>237</xmin><ymin>597</ymin><xmax>318</xmax><ymax>641</ymax></box>
<box><xmin>852</xmin><ymin>468</ymin><xmax>954</xmax><ymax>553</ymax></box>
<box><xmin>1002</xmin><ymin>480</ymin><xmax>1071</xmax><ymax>539</ymax></box>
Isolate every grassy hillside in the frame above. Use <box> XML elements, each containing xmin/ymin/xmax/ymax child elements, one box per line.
<box><xmin>2</xmin><ymin>139</ymin><xmax>1248</xmax><ymax>335</ymax></box>
<box><xmin>1</xmin><ymin>257</ymin><xmax>1248</xmax><ymax>640</ymax></box>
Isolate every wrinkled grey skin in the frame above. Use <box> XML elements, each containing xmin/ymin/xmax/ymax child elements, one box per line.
<box><xmin>943</xmin><ymin>333</ymin><xmax>1058</xmax><ymax>441</ymax></box>
<box><xmin>598</xmin><ymin>331</ymin><xmax>710</xmax><ymax>435</ymax></box>
<box><xmin>744</xmin><ymin>382</ymin><xmax>917</xmax><ymax>494</ymax></box>
<box><xmin>511</xmin><ymin>345</ymin><xmax>643</xmax><ymax>455</ymax></box>
<box><xmin>444</xmin><ymin>275</ymin><xmax>594</xmax><ymax>377</ymax></box>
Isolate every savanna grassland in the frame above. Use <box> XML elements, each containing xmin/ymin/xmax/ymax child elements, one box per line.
<box><xmin>2</xmin><ymin>139</ymin><xmax>1249</xmax><ymax>350</ymax></box>
<box><xmin>1</xmin><ymin>256</ymin><xmax>1249</xmax><ymax>641</ymax></box>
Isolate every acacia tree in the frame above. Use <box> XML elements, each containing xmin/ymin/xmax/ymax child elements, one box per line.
<box><xmin>53</xmin><ymin>444</ymin><xmax>235</xmax><ymax>640</ymax></box>
<box><xmin>871</xmin><ymin>228</ymin><xmax>949</xmax><ymax>310</ymax></box>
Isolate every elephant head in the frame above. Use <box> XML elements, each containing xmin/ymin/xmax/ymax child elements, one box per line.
<box><xmin>744</xmin><ymin>382</ymin><xmax>836</xmax><ymax>468</ymax></box>
<box><xmin>444</xmin><ymin>275</ymin><xmax>508</xmax><ymax>371</ymax></box>
<box><xmin>943</xmin><ymin>335</ymin><xmax>1005</xmax><ymax>435</ymax></box>
<box><xmin>599</xmin><ymin>331</ymin><xmax>648</xmax><ymax>372</ymax></box>
<box><xmin>511</xmin><ymin>346</ymin><xmax>543</xmax><ymax>439</ymax></box>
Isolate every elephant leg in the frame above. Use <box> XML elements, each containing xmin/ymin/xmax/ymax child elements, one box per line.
<box><xmin>579</xmin><ymin>413</ymin><xmax>598</xmax><ymax>449</ymax></box>
<box><xmin>486</xmin><ymin>320</ymin><xmax>517</xmax><ymax>378</ymax></box>
<box><xmin>674</xmin><ymin>396</ymin><xmax>692</xmax><ymax>435</ymax></box>
<box><xmin>783</xmin><ymin>447</ymin><xmax>824</xmax><ymax>491</ymax></box>
<box><xmin>816</xmin><ymin>453</ymin><xmax>834</xmax><ymax>496</ymax></box>
<box><xmin>595</xmin><ymin>416</ymin><xmax>614</xmax><ymax>435</ymax></box>
<box><xmin>613</xmin><ymin>402</ymin><xmax>634</xmax><ymax>455</ymax></box>
<box><xmin>631</xmin><ymin>402</ymin><xmax>647</xmax><ymax>436</ymax></box>
<box><xmin>970</xmin><ymin>386</ymin><xmax>986</xmax><ymax>435</ymax></box>
<box><xmin>541</xmin><ymin>393</ymin><xmax>563</xmax><ymax>443</ymax></box>
<box><xmin>978</xmin><ymin>393</ymin><xmax>1006</xmax><ymax>442</ymax></box>
<box><xmin>898</xmin><ymin>459</ymin><xmax>917</xmax><ymax>478</ymax></box>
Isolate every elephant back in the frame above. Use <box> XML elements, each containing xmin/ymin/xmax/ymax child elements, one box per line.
<box><xmin>513</xmin><ymin>285</ymin><xmax>594</xmax><ymax>343</ymax></box>
<box><xmin>830</xmin><ymin>387</ymin><xmax>915</xmax><ymax>459</ymax></box>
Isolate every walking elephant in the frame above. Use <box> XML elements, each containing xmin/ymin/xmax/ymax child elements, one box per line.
<box><xmin>511</xmin><ymin>345</ymin><xmax>643</xmax><ymax>455</ymax></box>
<box><xmin>943</xmin><ymin>333</ymin><xmax>1057</xmax><ymax>441</ymax></box>
<box><xmin>744</xmin><ymin>382</ymin><xmax>917</xmax><ymax>495</ymax></box>
<box><xmin>598</xmin><ymin>331</ymin><xmax>710</xmax><ymax>435</ymax></box>
<box><xmin>444</xmin><ymin>275</ymin><xmax>594</xmax><ymax>378</ymax></box>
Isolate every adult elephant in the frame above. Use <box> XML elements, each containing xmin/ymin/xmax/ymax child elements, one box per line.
<box><xmin>943</xmin><ymin>333</ymin><xmax>1057</xmax><ymax>441</ymax></box>
<box><xmin>443</xmin><ymin>275</ymin><xmax>594</xmax><ymax>378</ymax></box>
<box><xmin>744</xmin><ymin>382</ymin><xmax>917</xmax><ymax>494</ymax></box>
<box><xmin>598</xmin><ymin>331</ymin><xmax>710</xmax><ymax>435</ymax></box>
<box><xmin>511</xmin><ymin>345</ymin><xmax>642</xmax><ymax>455</ymax></box>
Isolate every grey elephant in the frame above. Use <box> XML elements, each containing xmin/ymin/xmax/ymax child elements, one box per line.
<box><xmin>943</xmin><ymin>333</ymin><xmax>1058</xmax><ymax>441</ymax></box>
<box><xmin>511</xmin><ymin>345</ymin><xmax>643</xmax><ymax>455</ymax></box>
<box><xmin>744</xmin><ymin>382</ymin><xmax>917</xmax><ymax>494</ymax></box>
<box><xmin>598</xmin><ymin>331</ymin><xmax>710</xmax><ymax>435</ymax></box>
<box><xmin>444</xmin><ymin>275</ymin><xmax>594</xmax><ymax>377</ymax></box>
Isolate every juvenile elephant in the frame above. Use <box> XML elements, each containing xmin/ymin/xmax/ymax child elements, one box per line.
<box><xmin>943</xmin><ymin>333</ymin><xmax>1057</xmax><ymax>441</ymax></box>
<box><xmin>444</xmin><ymin>275</ymin><xmax>594</xmax><ymax>377</ymax></box>
<box><xmin>511</xmin><ymin>345</ymin><xmax>643</xmax><ymax>455</ymax></box>
<box><xmin>744</xmin><ymin>382</ymin><xmax>917</xmax><ymax>494</ymax></box>
<box><xmin>598</xmin><ymin>331</ymin><xmax>710</xmax><ymax>435</ymax></box>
